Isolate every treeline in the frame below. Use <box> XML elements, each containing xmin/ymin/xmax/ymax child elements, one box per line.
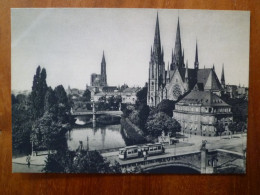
<box><xmin>12</xmin><ymin>66</ymin><xmax>72</xmax><ymax>155</ymax></box>
<box><xmin>44</xmin><ymin>149</ymin><xmax>121</xmax><ymax>173</ymax></box>
<box><xmin>121</xmin><ymin>86</ymin><xmax>181</xmax><ymax>141</ymax></box>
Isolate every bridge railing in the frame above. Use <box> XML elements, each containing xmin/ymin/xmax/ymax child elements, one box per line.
<box><xmin>120</xmin><ymin>152</ymin><xmax>201</xmax><ymax>173</ymax></box>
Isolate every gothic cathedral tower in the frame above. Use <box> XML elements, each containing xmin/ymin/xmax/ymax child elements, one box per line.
<box><xmin>147</xmin><ymin>13</ymin><xmax>165</xmax><ymax>107</ymax></box>
<box><xmin>101</xmin><ymin>51</ymin><xmax>107</xmax><ymax>86</ymax></box>
<box><xmin>171</xmin><ymin>18</ymin><xmax>184</xmax><ymax>70</ymax></box>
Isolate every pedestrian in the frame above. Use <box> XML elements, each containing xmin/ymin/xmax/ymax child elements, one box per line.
<box><xmin>26</xmin><ymin>154</ymin><xmax>31</xmax><ymax>168</ymax></box>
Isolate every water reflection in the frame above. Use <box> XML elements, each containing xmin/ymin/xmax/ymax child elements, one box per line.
<box><xmin>67</xmin><ymin>124</ymin><xmax>126</xmax><ymax>151</ymax></box>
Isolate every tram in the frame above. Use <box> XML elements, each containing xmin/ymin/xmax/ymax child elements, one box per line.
<box><xmin>118</xmin><ymin>143</ymin><xmax>165</xmax><ymax>160</ymax></box>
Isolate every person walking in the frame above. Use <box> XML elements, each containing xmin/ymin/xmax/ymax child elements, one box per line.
<box><xmin>26</xmin><ymin>154</ymin><xmax>31</xmax><ymax>168</ymax></box>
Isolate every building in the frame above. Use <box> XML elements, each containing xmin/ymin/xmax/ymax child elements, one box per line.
<box><xmin>173</xmin><ymin>90</ymin><xmax>233</xmax><ymax>137</ymax></box>
<box><xmin>93</xmin><ymin>91</ymin><xmax>120</xmax><ymax>102</ymax></box>
<box><xmin>147</xmin><ymin>14</ymin><xmax>224</xmax><ymax>107</ymax></box>
<box><xmin>90</xmin><ymin>51</ymin><xmax>107</xmax><ymax>87</ymax></box>
<box><xmin>121</xmin><ymin>87</ymin><xmax>141</xmax><ymax>104</ymax></box>
<box><xmin>225</xmin><ymin>84</ymin><xmax>248</xmax><ymax>99</ymax></box>
<box><xmin>92</xmin><ymin>87</ymin><xmax>140</xmax><ymax>104</ymax></box>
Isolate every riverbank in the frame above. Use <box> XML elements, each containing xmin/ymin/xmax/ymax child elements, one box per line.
<box><xmin>120</xmin><ymin>117</ymin><xmax>147</xmax><ymax>145</ymax></box>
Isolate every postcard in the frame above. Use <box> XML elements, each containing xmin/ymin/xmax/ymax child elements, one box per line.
<box><xmin>11</xmin><ymin>8</ymin><xmax>249</xmax><ymax>174</ymax></box>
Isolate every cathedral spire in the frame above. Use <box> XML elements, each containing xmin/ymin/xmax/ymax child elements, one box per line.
<box><xmin>185</xmin><ymin>60</ymin><xmax>189</xmax><ymax>80</ymax></box>
<box><xmin>101</xmin><ymin>51</ymin><xmax>107</xmax><ymax>86</ymax></box>
<box><xmin>102</xmin><ymin>50</ymin><xmax>106</xmax><ymax>64</ymax></box>
<box><xmin>167</xmin><ymin>62</ymin><xmax>170</xmax><ymax>82</ymax></box>
<box><xmin>194</xmin><ymin>40</ymin><xmax>199</xmax><ymax>69</ymax></box>
<box><xmin>221</xmin><ymin>64</ymin><xmax>225</xmax><ymax>87</ymax></box>
<box><xmin>153</xmin><ymin>12</ymin><xmax>161</xmax><ymax>62</ymax></box>
<box><xmin>182</xmin><ymin>49</ymin><xmax>185</xmax><ymax>67</ymax></box>
<box><xmin>172</xmin><ymin>17</ymin><xmax>183</xmax><ymax>68</ymax></box>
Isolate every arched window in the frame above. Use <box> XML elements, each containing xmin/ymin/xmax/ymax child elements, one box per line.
<box><xmin>151</xmin><ymin>82</ymin><xmax>154</xmax><ymax>90</ymax></box>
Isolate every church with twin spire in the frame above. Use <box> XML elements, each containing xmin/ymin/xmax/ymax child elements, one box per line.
<box><xmin>147</xmin><ymin>13</ymin><xmax>226</xmax><ymax>107</ymax></box>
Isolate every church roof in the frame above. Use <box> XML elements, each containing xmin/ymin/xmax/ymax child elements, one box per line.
<box><xmin>204</xmin><ymin>70</ymin><xmax>222</xmax><ymax>91</ymax></box>
<box><xmin>177</xmin><ymin>91</ymin><xmax>230</xmax><ymax>107</ymax></box>
<box><xmin>173</xmin><ymin>67</ymin><xmax>222</xmax><ymax>91</ymax></box>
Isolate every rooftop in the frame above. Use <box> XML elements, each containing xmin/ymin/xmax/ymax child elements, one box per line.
<box><xmin>177</xmin><ymin>90</ymin><xmax>230</xmax><ymax>107</ymax></box>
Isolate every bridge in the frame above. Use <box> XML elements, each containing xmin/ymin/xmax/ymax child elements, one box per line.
<box><xmin>71</xmin><ymin>110</ymin><xmax>123</xmax><ymax>117</ymax></box>
<box><xmin>114</xmin><ymin>148</ymin><xmax>245</xmax><ymax>174</ymax></box>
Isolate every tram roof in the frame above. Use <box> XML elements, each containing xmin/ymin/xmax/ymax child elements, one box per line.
<box><xmin>121</xmin><ymin>145</ymin><xmax>138</xmax><ymax>149</ymax></box>
<box><xmin>146</xmin><ymin>143</ymin><xmax>163</xmax><ymax>146</ymax></box>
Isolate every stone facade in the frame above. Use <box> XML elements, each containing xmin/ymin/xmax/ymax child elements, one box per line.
<box><xmin>173</xmin><ymin>90</ymin><xmax>233</xmax><ymax>136</ymax></box>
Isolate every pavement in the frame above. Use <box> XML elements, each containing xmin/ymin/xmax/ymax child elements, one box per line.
<box><xmin>12</xmin><ymin>155</ymin><xmax>47</xmax><ymax>166</ymax></box>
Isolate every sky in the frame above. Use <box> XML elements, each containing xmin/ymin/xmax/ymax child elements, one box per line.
<box><xmin>11</xmin><ymin>8</ymin><xmax>250</xmax><ymax>91</ymax></box>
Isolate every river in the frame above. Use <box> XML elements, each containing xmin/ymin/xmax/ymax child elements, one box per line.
<box><xmin>67</xmin><ymin>123</ymin><xmax>127</xmax><ymax>151</ymax></box>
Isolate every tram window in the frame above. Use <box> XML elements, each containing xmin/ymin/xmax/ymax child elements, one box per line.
<box><xmin>127</xmin><ymin>151</ymin><xmax>132</xmax><ymax>154</ymax></box>
<box><xmin>153</xmin><ymin>147</ymin><xmax>157</xmax><ymax>150</ymax></box>
<box><xmin>149</xmin><ymin>148</ymin><xmax>153</xmax><ymax>151</ymax></box>
<box><xmin>134</xmin><ymin>149</ymin><xmax>137</xmax><ymax>153</ymax></box>
<box><xmin>158</xmin><ymin>146</ymin><xmax>161</xmax><ymax>150</ymax></box>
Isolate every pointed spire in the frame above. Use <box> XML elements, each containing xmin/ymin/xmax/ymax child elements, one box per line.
<box><xmin>167</xmin><ymin>62</ymin><xmax>170</xmax><ymax>80</ymax></box>
<box><xmin>161</xmin><ymin>46</ymin><xmax>164</xmax><ymax>58</ymax></box>
<box><xmin>194</xmin><ymin>40</ymin><xmax>199</xmax><ymax>69</ymax></box>
<box><xmin>101</xmin><ymin>51</ymin><xmax>107</xmax><ymax>86</ymax></box>
<box><xmin>102</xmin><ymin>50</ymin><xmax>106</xmax><ymax>64</ymax></box>
<box><xmin>182</xmin><ymin>49</ymin><xmax>185</xmax><ymax>67</ymax></box>
<box><xmin>172</xmin><ymin>17</ymin><xmax>182</xmax><ymax>67</ymax></box>
<box><xmin>221</xmin><ymin>63</ymin><xmax>225</xmax><ymax>87</ymax></box>
<box><xmin>185</xmin><ymin>60</ymin><xmax>189</xmax><ymax>79</ymax></box>
<box><xmin>153</xmin><ymin>12</ymin><xmax>161</xmax><ymax>54</ymax></box>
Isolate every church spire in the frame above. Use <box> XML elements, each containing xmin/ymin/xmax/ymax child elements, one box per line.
<box><xmin>167</xmin><ymin>62</ymin><xmax>170</xmax><ymax>82</ymax></box>
<box><xmin>172</xmin><ymin>17</ymin><xmax>183</xmax><ymax>69</ymax></box>
<box><xmin>101</xmin><ymin>51</ymin><xmax>107</xmax><ymax>86</ymax></box>
<box><xmin>194</xmin><ymin>40</ymin><xmax>199</xmax><ymax>69</ymax></box>
<box><xmin>182</xmin><ymin>49</ymin><xmax>185</xmax><ymax>67</ymax></box>
<box><xmin>221</xmin><ymin>64</ymin><xmax>225</xmax><ymax>87</ymax></box>
<box><xmin>153</xmin><ymin>12</ymin><xmax>162</xmax><ymax>64</ymax></box>
<box><xmin>185</xmin><ymin>60</ymin><xmax>189</xmax><ymax>80</ymax></box>
<box><xmin>102</xmin><ymin>50</ymin><xmax>106</xmax><ymax>64</ymax></box>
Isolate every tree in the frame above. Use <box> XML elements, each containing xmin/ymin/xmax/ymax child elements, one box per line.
<box><xmin>114</xmin><ymin>95</ymin><xmax>122</xmax><ymax>109</ymax></box>
<box><xmin>237</xmin><ymin>121</ymin><xmax>246</xmax><ymax>133</ymax></box>
<box><xmin>156</xmin><ymin>99</ymin><xmax>176</xmax><ymax>117</ymax></box>
<box><xmin>44</xmin><ymin>87</ymin><xmax>57</xmax><ymax>114</ymax></box>
<box><xmin>12</xmin><ymin>94</ymin><xmax>33</xmax><ymax>155</ymax></box>
<box><xmin>146</xmin><ymin>112</ymin><xmax>181</xmax><ymax>137</ymax></box>
<box><xmin>120</xmin><ymin>84</ymin><xmax>128</xmax><ymax>91</ymax></box>
<box><xmin>83</xmin><ymin>88</ymin><xmax>91</xmax><ymax>102</ymax></box>
<box><xmin>129</xmin><ymin>110</ymin><xmax>141</xmax><ymax>126</ymax></box>
<box><xmin>31</xmin><ymin>113</ymin><xmax>70</xmax><ymax>151</ymax></box>
<box><xmin>43</xmin><ymin>149</ymin><xmax>122</xmax><ymax>173</ymax></box>
<box><xmin>54</xmin><ymin>85</ymin><xmax>70</xmax><ymax>122</ymax></box>
<box><xmin>228</xmin><ymin>121</ymin><xmax>246</xmax><ymax>134</ymax></box>
<box><xmin>30</xmin><ymin>66</ymin><xmax>48</xmax><ymax>119</ymax></box>
<box><xmin>215</xmin><ymin>122</ymin><xmax>226</xmax><ymax>136</ymax></box>
<box><xmin>138</xmin><ymin>104</ymin><xmax>150</xmax><ymax>131</ymax></box>
<box><xmin>136</xmin><ymin>86</ymin><xmax>147</xmax><ymax>106</ymax></box>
